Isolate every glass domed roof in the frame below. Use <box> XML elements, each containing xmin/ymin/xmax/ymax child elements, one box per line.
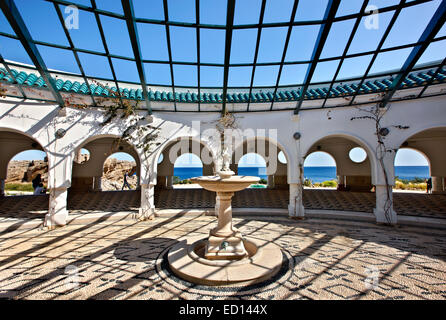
<box><xmin>0</xmin><ymin>0</ymin><xmax>445</xmax><ymax>113</ymax></box>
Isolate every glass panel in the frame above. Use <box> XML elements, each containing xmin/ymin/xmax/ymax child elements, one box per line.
<box><xmin>372</xmin><ymin>0</ymin><xmax>404</xmax><ymax>10</ymax></box>
<box><xmin>294</xmin><ymin>0</ymin><xmax>329</xmax><ymax>21</ymax></box>
<box><xmin>335</xmin><ymin>0</ymin><xmax>364</xmax><ymax>17</ymax></box>
<box><xmin>311</xmin><ymin>60</ymin><xmax>340</xmax><ymax>83</ymax></box>
<box><xmin>144</xmin><ymin>63</ymin><xmax>171</xmax><ymax>85</ymax></box>
<box><xmin>417</xmin><ymin>40</ymin><xmax>446</xmax><ymax>66</ymax></box>
<box><xmin>263</xmin><ymin>0</ymin><xmax>294</xmax><ymax>23</ymax></box>
<box><xmin>279</xmin><ymin>64</ymin><xmax>308</xmax><ymax>85</ymax></box>
<box><xmin>200</xmin><ymin>0</ymin><xmax>227</xmax><ymax>25</ymax></box>
<box><xmin>78</xmin><ymin>52</ymin><xmax>113</xmax><ymax>78</ymax></box>
<box><xmin>95</xmin><ymin>0</ymin><xmax>123</xmax><ymax>14</ymax></box>
<box><xmin>170</xmin><ymin>26</ymin><xmax>197</xmax><ymax>62</ymax></box>
<box><xmin>64</xmin><ymin>7</ymin><xmax>105</xmax><ymax>52</ymax></box>
<box><xmin>14</xmin><ymin>0</ymin><xmax>68</xmax><ymax>46</ymax></box>
<box><xmin>173</xmin><ymin>64</ymin><xmax>197</xmax><ymax>86</ymax></box>
<box><xmin>383</xmin><ymin>0</ymin><xmax>442</xmax><ymax>49</ymax></box>
<box><xmin>200</xmin><ymin>29</ymin><xmax>225</xmax><ymax>64</ymax></box>
<box><xmin>67</xmin><ymin>0</ymin><xmax>92</xmax><ymax>6</ymax></box>
<box><xmin>0</xmin><ymin>9</ymin><xmax>14</xmax><ymax>35</ymax></box>
<box><xmin>436</xmin><ymin>20</ymin><xmax>446</xmax><ymax>38</ymax></box>
<box><xmin>37</xmin><ymin>45</ymin><xmax>80</xmax><ymax>74</ymax></box>
<box><xmin>230</xmin><ymin>29</ymin><xmax>257</xmax><ymax>63</ymax></box>
<box><xmin>320</xmin><ymin>19</ymin><xmax>355</xmax><ymax>59</ymax></box>
<box><xmin>347</xmin><ymin>10</ymin><xmax>393</xmax><ymax>54</ymax></box>
<box><xmin>137</xmin><ymin>23</ymin><xmax>169</xmax><ymax>61</ymax></box>
<box><xmin>133</xmin><ymin>0</ymin><xmax>165</xmax><ymax>20</ymax></box>
<box><xmin>253</xmin><ymin>65</ymin><xmax>279</xmax><ymax>86</ymax></box>
<box><xmin>369</xmin><ymin>47</ymin><xmax>412</xmax><ymax>75</ymax></box>
<box><xmin>100</xmin><ymin>15</ymin><xmax>133</xmax><ymax>58</ymax></box>
<box><xmin>228</xmin><ymin>66</ymin><xmax>252</xmax><ymax>87</ymax></box>
<box><xmin>234</xmin><ymin>0</ymin><xmax>261</xmax><ymax>25</ymax></box>
<box><xmin>167</xmin><ymin>0</ymin><xmax>196</xmax><ymax>23</ymax></box>
<box><xmin>337</xmin><ymin>55</ymin><xmax>373</xmax><ymax>80</ymax></box>
<box><xmin>285</xmin><ymin>25</ymin><xmax>320</xmax><ymax>61</ymax></box>
<box><xmin>200</xmin><ymin>66</ymin><xmax>223</xmax><ymax>87</ymax></box>
<box><xmin>257</xmin><ymin>27</ymin><xmax>287</xmax><ymax>63</ymax></box>
<box><xmin>111</xmin><ymin>58</ymin><xmax>139</xmax><ymax>82</ymax></box>
<box><xmin>0</xmin><ymin>36</ymin><xmax>32</xmax><ymax>65</ymax></box>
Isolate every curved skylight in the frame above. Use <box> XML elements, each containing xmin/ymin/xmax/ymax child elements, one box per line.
<box><xmin>0</xmin><ymin>0</ymin><xmax>445</xmax><ymax>113</ymax></box>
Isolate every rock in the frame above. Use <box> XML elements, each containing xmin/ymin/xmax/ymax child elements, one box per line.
<box><xmin>6</xmin><ymin>160</ymin><xmax>48</xmax><ymax>184</ymax></box>
<box><xmin>6</xmin><ymin>159</ymin><xmax>137</xmax><ymax>191</ymax></box>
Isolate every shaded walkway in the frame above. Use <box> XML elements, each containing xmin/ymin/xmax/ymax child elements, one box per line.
<box><xmin>0</xmin><ymin>189</ymin><xmax>445</xmax><ymax>222</ymax></box>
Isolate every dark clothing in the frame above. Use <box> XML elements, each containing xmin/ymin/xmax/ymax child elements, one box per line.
<box><xmin>122</xmin><ymin>173</ymin><xmax>132</xmax><ymax>190</ymax></box>
<box><xmin>32</xmin><ymin>176</ymin><xmax>41</xmax><ymax>190</ymax></box>
<box><xmin>427</xmin><ymin>178</ymin><xmax>432</xmax><ymax>193</ymax></box>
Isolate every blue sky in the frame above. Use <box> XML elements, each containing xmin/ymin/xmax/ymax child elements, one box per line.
<box><xmin>0</xmin><ymin>0</ymin><xmax>444</xmax><ymax>87</ymax></box>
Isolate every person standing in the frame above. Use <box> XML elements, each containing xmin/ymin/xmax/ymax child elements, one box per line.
<box><xmin>32</xmin><ymin>174</ymin><xmax>41</xmax><ymax>193</ymax></box>
<box><xmin>122</xmin><ymin>171</ymin><xmax>132</xmax><ymax>190</ymax></box>
<box><xmin>426</xmin><ymin>177</ymin><xmax>432</xmax><ymax>194</ymax></box>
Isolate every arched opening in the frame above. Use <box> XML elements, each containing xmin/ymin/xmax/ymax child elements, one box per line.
<box><xmin>238</xmin><ymin>153</ymin><xmax>267</xmax><ymax>188</ymax></box>
<box><xmin>305</xmin><ymin>136</ymin><xmax>373</xmax><ymax>192</ymax></box>
<box><xmin>303</xmin><ymin>151</ymin><xmax>337</xmax><ymax>188</ymax></box>
<box><xmin>394</xmin><ymin>148</ymin><xmax>430</xmax><ymax>193</ymax></box>
<box><xmin>396</xmin><ymin>127</ymin><xmax>446</xmax><ymax>195</ymax></box>
<box><xmin>173</xmin><ymin>153</ymin><xmax>203</xmax><ymax>188</ymax></box>
<box><xmin>6</xmin><ymin>150</ymin><xmax>48</xmax><ymax>196</ymax></box>
<box><xmin>0</xmin><ymin>130</ymin><xmax>49</xmax><ymax>220</ymax></box>
<box><xmin>68</xmin><ymin>136</ymin><xmax>141</xmax><ymax>213</ymax></box>
<box><xmin>155</xmin><ymin>138</ymin><xmax>215</xmax><ymax>190</ymax></box>
<box><xmin>232</xmin><ymin>138</ymin><xmax>289</xmax><ymax>190</ymax></box>
<box><xmin>73</xmin><ymin>148</ymin><xmax>91</xmax><ymax>165</ymax></box>
<box><xmin>102</xmin><ymin>152</ymin><xmax>138</xmax><ymax>191</ymax></box>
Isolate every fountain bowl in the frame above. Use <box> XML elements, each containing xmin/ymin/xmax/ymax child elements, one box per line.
<box><xmin>190</xmin><ymin>175</ymin><xmax>260</xmax><ymax>193</ymax></box>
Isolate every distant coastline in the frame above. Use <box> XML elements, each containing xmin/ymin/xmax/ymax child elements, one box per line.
<box><xmin>174</xmin><ymin>166</ymin><xmax>430</xmax><ymax>183</ymax></box>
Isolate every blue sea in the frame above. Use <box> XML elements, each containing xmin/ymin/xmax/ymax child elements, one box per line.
<box><xmin>174</xmin><ymin>166</ymin><xmax>430</xmax><ymax>183</ymax></box>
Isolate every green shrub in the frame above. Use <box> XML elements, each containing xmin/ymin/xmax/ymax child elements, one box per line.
<box><xmin>5</xmin><ymin>183</ymin><xmax>34</xmax><ymax>192</ymax></box>
<box><xmin>321</xmin><ymin>180</ymin><xmax>338</xmax><ymax>188</ymax></box>
<box><xmin>259</xmin><ymin>178</ymin><xmax>267</xmax><ymax>185</ymax></box>
<box><xmin>303</xmin><ymin>178</ymin><xmax>313</xmax><ymax>187</ymax></box>
<box><xmin>172</xmin><ymin>176</ymin><xmax>181</xmax><ymax>184</ymax></box>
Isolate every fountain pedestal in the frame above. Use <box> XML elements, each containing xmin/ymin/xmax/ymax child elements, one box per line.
<box><xmin>205</xmin><ymin>191</ymin><xmax>247</xmax><ymax>260</ymax></box>
<box><xmin>167</xmin><ymin>173</ymin><xmax>283</xmax><ymax>286</ymax></box>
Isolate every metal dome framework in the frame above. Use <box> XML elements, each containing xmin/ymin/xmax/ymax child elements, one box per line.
<box><xmin>0</xmin><ymin>0</ymin><xmax>445</xmax><ymax>114</ymax></box>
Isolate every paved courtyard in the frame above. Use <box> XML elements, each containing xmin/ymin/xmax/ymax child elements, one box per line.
<box><xmin>0</xmin><ymin>215</ymin><xmax>445</xmax><ymax>300</ymax></box>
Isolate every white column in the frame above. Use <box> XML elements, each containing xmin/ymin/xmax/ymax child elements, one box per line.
<box><xmin>0</xmin><ymin>178</ymin><xmax>5</xmax><ymax>197</ymax></box>
<box><xmin>374</xmin><ymin>185</ymin><xmax>397</xmax><ymax>224</ymax></box>
<box><xmin>288</xmin><ymin>183</ymin><xmax>305</xmax><ymax>218</ymax></box>
<box><xmin>93</xmin><ymin>176</ymin><xmax>102</xmax><ymax>191</ymax></box>
<box><xmin>267</xmin><ymin>175</ymin><xmax>275</xmax><ymax>189</ymax></box>
<box><xmin>44</xmin><ymin>187</ymin><xmax>68</xmax><ymax>228</ymax></box>
<box><xmin>432</xmin><ymin>176</ymin><xmax>445</xmax><ymax>194</ymax></box>
<box><xmin>135</xmin><ymin>183</ymin><xmax>155</xmax><ymax>221</ymax></box>
<box><xmin>166</xmin><ymin>176</ymin><xmax>173</xmax><ymax>189</ymax></box>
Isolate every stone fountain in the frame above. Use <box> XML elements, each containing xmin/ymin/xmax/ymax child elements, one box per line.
<box><xmin>167</xmin><ymin>148</ymin><xmax>283</xmax><ymax>286</ymax></box>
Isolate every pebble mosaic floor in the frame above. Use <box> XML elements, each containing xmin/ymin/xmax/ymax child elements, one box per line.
<box><xmin>0</xmin><ymin>215</ymin><xmax>445</xmax><ymax>300</ymax></box>
<box><xmin>0</xmin><ymin>189</ymin><xmax>445</xmax><ymax>222</ymax></box>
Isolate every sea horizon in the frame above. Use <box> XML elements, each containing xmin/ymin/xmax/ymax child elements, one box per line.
<box><xmin>174</xmin><ymin>165</ymin><xmax>430</xmax><ymax>183</ymax></box>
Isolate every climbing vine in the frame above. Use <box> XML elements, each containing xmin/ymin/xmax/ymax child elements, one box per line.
<box><xmin>351</xmin><ymin>103</ymin><xmax>409</xmax><ymax>224</ymax></box>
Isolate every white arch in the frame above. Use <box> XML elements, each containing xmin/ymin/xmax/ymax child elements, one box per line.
<box><xmin>303</xmin><ymin>131</ymin><xmax>378</xmax><ymax>185</ymax></box>
<box><xmin>149</xmin><ymin>135</ymin><xmax>217</xmax><ymax>185</ymax></box>
<box><xmin>232</xmin><ymin>135</ymin><xmax>294</xmax><ymax>181</ymax></box>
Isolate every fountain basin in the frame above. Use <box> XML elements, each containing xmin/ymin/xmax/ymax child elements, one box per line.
<box><xmin>190</xmin><ymin>175</ymin><xmax>260</xmax><ymax>192</ymax></box>
<box><xmin>168</xmin><ymin>236</ymin><xmax>283</xmax><ymax>286</ymax></box>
